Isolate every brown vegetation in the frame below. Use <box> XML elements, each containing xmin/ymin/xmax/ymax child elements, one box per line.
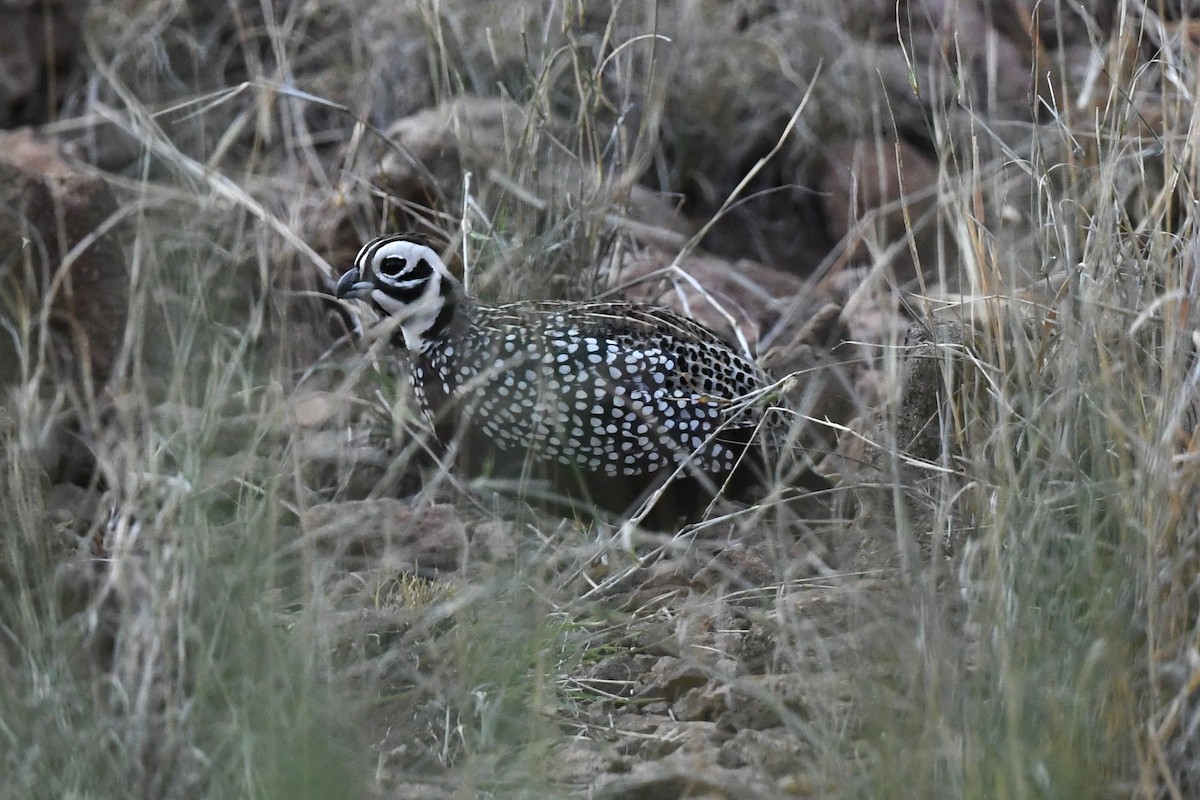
<box><xmin>0</xmin><ymin>1</ymin><xmax>1197</xmax><ymax>798</ymax></box>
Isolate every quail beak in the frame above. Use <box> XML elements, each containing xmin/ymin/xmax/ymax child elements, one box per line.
<box><xmin>335</xmin><ymin>267</ymin><xmax>375</xmax><ymax>300</ymax></box>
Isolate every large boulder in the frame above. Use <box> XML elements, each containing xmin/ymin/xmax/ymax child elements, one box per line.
<box><xmin>0</xmin><ymin>129</ymin><xmax>129</xmax><ymax>393</ymax></box>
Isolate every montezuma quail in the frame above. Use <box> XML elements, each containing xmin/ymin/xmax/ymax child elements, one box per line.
<box><xmin>336</xmin><ymin>234</ymin><xmax>797</xmax><ymax>523</ymax></box>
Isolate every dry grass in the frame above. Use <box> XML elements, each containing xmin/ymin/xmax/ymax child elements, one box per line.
<box><xmin>1</xmin><ymin>0</ymin><xmax>1197</xmax><ymax>798</ymax></box>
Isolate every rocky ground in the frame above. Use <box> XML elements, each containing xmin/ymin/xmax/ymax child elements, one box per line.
<box><xmin>2</xmin><ymin>1</ymin><xmax>1198</xmax><ymax>798</ymax></box>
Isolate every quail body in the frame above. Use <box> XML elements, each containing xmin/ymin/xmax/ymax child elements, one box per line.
<box><xmin>336</xmin><ymin>234</ymin><xmax>787</xmax><ymax>523</ymax></box>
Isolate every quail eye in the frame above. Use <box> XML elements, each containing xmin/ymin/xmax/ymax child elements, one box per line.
<box><xmin>379</xmin><ymin>256</ymin><xmax>406</xmax><ymax>277</ymax></box>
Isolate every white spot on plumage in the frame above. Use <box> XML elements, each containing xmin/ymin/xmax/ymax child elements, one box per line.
<box><xmin>339</xmin><ymin>234</ymin><xmax>782</xmax><ymax>504</ymax></box>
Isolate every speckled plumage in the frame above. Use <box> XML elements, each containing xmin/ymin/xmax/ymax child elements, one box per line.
<box><xmin>336</xmin><ymin>234</ymin><xmax>778</xmax><ymax>521</ymax></box>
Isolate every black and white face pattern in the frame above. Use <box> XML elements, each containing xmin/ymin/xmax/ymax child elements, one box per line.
<box><xmin>335</xmin><ymin>236</ymin><xmax>457</xmax><ymax>353</ymax></box>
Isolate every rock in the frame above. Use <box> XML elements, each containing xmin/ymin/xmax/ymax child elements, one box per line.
<box><xmin>716</xmin><ymin>674</ymin><xmax>823</xmax><ymax>732</ymax></box>
<box><xmin>0</xmin><ymin>129</ymin><xmax>129</xmax><ymax>392</ymax></box>
<box><xmin>42</xmin><ymin>482</ymin><xmax>103</xmax><ymax>538</ymax></box>
<box><xmin>691</xmin><ymin>546</ymin><xmax>777</xmax><ymax>595</ymax></box>
<box><xmin>553</xmin><ymin>737</ymin><xmax>613</xmax><ymax>787</ymax></box>
<box><xmin>309</xmin><ymin>95</ymin><xmax>693</xmax><ymax>277</ymax></box>
<box><xmin>608</xmin><ymin>712</ymin><xmax>666</xmax><ymax>757</ymax></box>
<box><xmin>289</xmin><ymin>391</ymin><xmax>343</xmax><ymax>428</ymax></box>
<box><xmin>596</xmin><ymin>758</ymin><xmax>770</xmax><ymax>800</ymax></box>
<box><xmin>294</xmin><ymin>428</ymin><xmax>413</xmax><ymax>502</ymax></box>
<box><xmin>672</xmin><ymin>684</ymin><xmax>727</xmax><ymax>723</ymax></box>
<box><xmin>465</xmin><ymin>518</ymin><xmax>521</xmax><ymax>564</ymax></box>
<box><xmin>0</xmin><ymin>0</ymin><xmax>83</xmax><ymax>127</ymax></box>
<box><xmin>303</xmin><ymin>500</ymin><xmax>469</xmax><ymax>575</ymax></box>
<box><xmin>389</xmin><ymin>784</ymin><xmax>457</xmax><ymax>800</ymax></box>
<box><xmin>817</xmin><ymin>136</ymin><xmax>944</xmax><ymax>286</ymax></box>
<box><xmin>716</xmin><ymin>727</ymin><xmax>811</xmax><ymax>775</ymax></box>
<box><xmin>639</xmin><ymin>657</ymin><xmax>710</xmax><ymax>703</ymax></box>
<box><xmin>583</xmin><ymin>652</ymin><xmax>660</xmax><ymax>699</ymax></box>
<box><xmin>377</xmin><ymin>94</ymin><xmax>689</xmax><ymax>241</ymax></box>
<box><xmin>579</xmin><ymin>555</ymin><xmax>694</xmax><ymax>613</ymax></box>
<box><xmin>725</xmin><ymin>622</ymin><xmax>777</xmax><ymax>676</ymax></box>
<box><xmin>615</xmin><ymin>250</ymin><xmax>807</xmax><ymax>345</ymax></box>
<box><xmin>1019</xmin><ymin>0</ymin><xmax>1115</xmax><ymax>44</ymax></box>
<box><xmin>889</xmin><ymin>0</ymin><xmax>1039</xmax><ymax>120</ymax></box>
